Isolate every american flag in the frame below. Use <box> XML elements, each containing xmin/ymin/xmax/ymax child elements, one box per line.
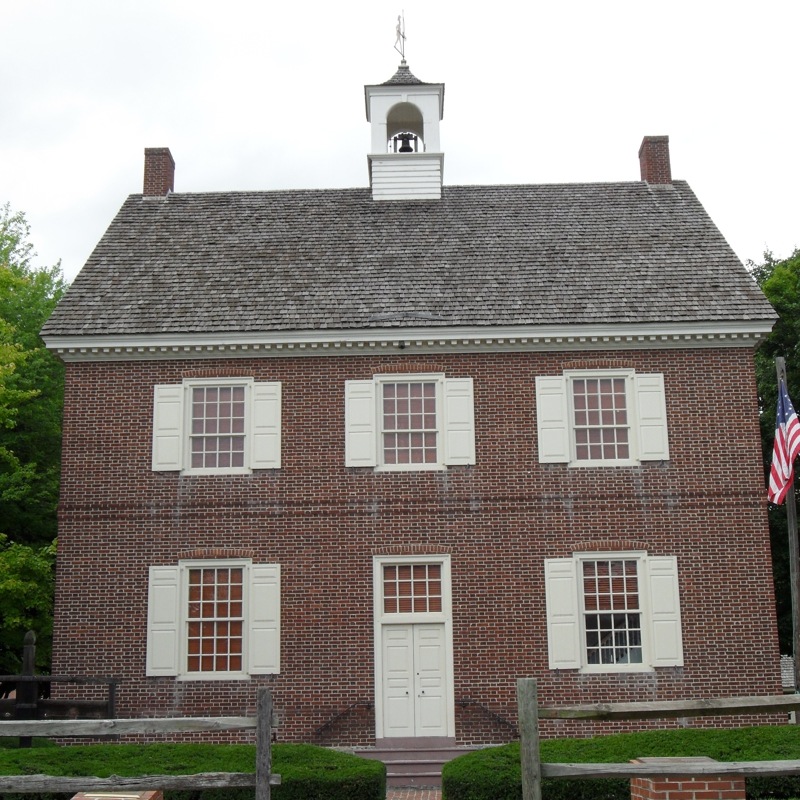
<box><xmin>769</xmin><ymin>379</ymin><xmax>800</xmax><ymax>505</ymax></box>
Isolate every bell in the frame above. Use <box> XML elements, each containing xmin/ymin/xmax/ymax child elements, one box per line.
<box><xmin>398</xmin><ymin>133</ymin><xmax>414</xmax><ymax>153</ymax></box>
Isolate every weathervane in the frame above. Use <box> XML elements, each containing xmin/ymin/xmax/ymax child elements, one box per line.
<box><xmin>394</xmin><ymin>13</ymin><xmax>406</xmax><ymax>60</ymax></box>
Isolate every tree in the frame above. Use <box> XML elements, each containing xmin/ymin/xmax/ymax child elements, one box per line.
<box><xmin>751</xmin><ymin>247</ymin><xmax>800</xmax><ymax>652</ymax></box>
<box><xmin>0</xmin><ymin>535</ymin><xmax>56</xmax><ymax>673</ymax></box>
<box><xmin>0</xmin><ymin>203</ymin><xmax>66</xmax><ymax>548</ymax></box>
<box><xmin>0</xmin><ymin>203</ymin><xmax>66</xmax><ymax>673</ymax></box>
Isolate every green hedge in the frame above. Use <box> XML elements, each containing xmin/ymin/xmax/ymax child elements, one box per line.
<box><xmin>0</xmin><ymin>741</ymin><xmax>385</xmax><ymax>800</ymax></box>
<box><xmin>441</xmin><ymin>725</ymin><xmax>800</xmax><ymax>800</ymax></box>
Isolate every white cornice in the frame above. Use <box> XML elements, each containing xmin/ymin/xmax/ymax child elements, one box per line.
<box><xmin>44</xmin><ymin>321</ymin><xmax>775</xmax><ymax>362</ymax></box>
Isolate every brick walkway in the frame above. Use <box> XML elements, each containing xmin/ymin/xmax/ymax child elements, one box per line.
<box><xmin>386</xmin><ymin>789</ymin><xmax>441</xmax><ymax>800</ymax></box>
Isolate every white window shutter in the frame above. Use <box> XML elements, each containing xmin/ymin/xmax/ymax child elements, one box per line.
<box><xmin>251</xmin><ymin>382</ymin><xmax>281</xmax><ymax>469</ymax></box>
<box><xmin>645</xmin><ymin>556</ymin><xmax>684</xmax><ymax>667</ymax></box>
<box><xmin>443</xmin><ymin>378</ymin><xmax>475</xmax><ymax>465</ymax></box>
<box><xmin>635</xmin><ymin>373</ymin><xmax>670</xmax><ymax>461</ymax></box>
<box><xmin>544</xmin><ymin>558</ymin><xmax>582</xmax><ymax>669</ymax></box>
<box><xmin>152</xmin><ymin>385</ymin><xmax>184</xmax><ymax>471</ymax></box>
<box><xmin>146</xmin><ymin>566</ymin><xmax>180</xmax><ymax>676</ymax></box>
<box><xmin>345</xmin><ymin>380</ymin><xmax>377</xmax><ymax>467</ymax></box>
<box><xmin>536</xmin><ymin>376</ymin><xmax>570</xmax><ymax>463</ymax></box>
<box><xmin>249</xmin><ymin>564</ymin><xmax>281</xmax><ymax>674</ymax></box>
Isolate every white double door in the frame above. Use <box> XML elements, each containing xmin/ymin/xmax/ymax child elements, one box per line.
<box><xmin>381</xmin><ymin>623</ymin><xmax>449</xmax><ymax>738</ymax></box>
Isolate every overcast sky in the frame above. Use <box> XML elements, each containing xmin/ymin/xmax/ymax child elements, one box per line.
<box><xmin>3</xmin><ymin>1</ymin><xmax>798</xmax><ymax>283</ymax></box>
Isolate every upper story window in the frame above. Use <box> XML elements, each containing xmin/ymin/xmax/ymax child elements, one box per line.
<box><xmin>344</xmin><ymin>374</ymin><xmax>475</xmax><ymax>471</ymax></box>
<box><xmin>536</xmin><ymin>370</ymin><xmax>669</xmax><ymax>466</ymax></box>
<box><xmin>146</xmin><ymin>559</ymin><xmax>280</xmax><ymax>680</ymax></box>
<box><xmin>381</xmin><ymin>380</ymin><xmax>438</xmax><ymax>466</ymax></box>
<box><xmin>190</xmin><ymin>385</ymin><xmax>247</xmax><ymax>470</ymax></box>
<box><xmin>152</xmin><ymin>379</ymin><xmax>281</xmax><ymax>475</ymax></box>
<box><xmin>572</xmin><ymin>376</ymin><xmax>630</xmax><ymax>462</ymax></box>
<box><xmin>544</xmin><ymin>552</ymin><xmax>683</xmax><ymax>672</ymax></box>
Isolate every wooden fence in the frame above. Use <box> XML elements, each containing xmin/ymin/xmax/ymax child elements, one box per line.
<box><xmin>517</xmin><ymin>678</ymin><xmax>800</xmax><ymax>800</ymax></box>
<box><xmin>0</xmin><ymin>687</ymin><xmax>280</xmax><ymax>799</ymax></box>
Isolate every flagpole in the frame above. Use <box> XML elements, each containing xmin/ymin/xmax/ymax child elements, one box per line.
<box><xmin>776</xmin><ymin>356</ymin><xmax>800</xmax><ymax>692</ymax></box>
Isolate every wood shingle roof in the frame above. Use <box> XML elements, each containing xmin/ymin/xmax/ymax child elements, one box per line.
<box><xmin>42</xmin><ymin>181</ymin><xmax>775</xmax><ymax>338</ymax></box>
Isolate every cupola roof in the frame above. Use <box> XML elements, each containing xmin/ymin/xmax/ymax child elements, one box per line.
<box><xmin>381</xmin><ymin>60</ymin><xmax>429</xmax><ymax>85</ymax></box>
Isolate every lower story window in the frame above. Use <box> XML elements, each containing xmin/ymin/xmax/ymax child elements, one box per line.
<box><xmin>582</xmin><ymin>559</ymin><xmax>642</xmax><ymax>665</ymax></box>
<box><xmin>146</xmin><ymin>560</ymin><xmax>280</xmax><ymax>679</ymax></box>
<box><xmin>544</xmin><ymin>552</ymin><xmax>683</xmax><ymax>671</ymax></box>
<box><xmin>186</xmin><ymin>565</ymin><xmax>244</xmax><ymax>673</ymax></box>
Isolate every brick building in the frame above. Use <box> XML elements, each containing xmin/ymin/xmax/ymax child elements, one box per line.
<box><xmin>43</xmin><ymin>61</ymin><xmax>780</xmax><ymax>754</ymax></box>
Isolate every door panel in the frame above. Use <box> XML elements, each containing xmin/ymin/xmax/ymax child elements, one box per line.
<box><xmin>382</xmin><ymin>625</ymin><xmax>415</xmax><ymax>736</ymax></box>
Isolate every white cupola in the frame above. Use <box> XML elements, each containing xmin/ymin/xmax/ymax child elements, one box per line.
<box><xmin>364</xmin><ymin>61</ymin><xmax>445</xmax><ymax>200</ymax></box>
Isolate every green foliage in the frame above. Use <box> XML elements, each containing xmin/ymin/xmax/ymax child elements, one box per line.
<box><xmin>0</xmin><ymin>536</ymin><xmax>56</xmax><ymax>672</ymax></box>
<box><xmin>0</xmin><ymin>741</ymin><xmax>386</xmax><ymax>800</ymax></box>
<box><xmin>0</xmin><ymin>203</ymin><xmax>66</xmax><ymax>550</ymax></box>
<box><xmin>442</xmin><ymin>725</ymin><xmax>800</xmax><ymax>800</ymax></box>
<box><xmin>0</xmin><ymin>203</ymin><xmax>66</xmax><ymax>675</ymax></box>
<box><xmin>751</xmin><ymin>247</ymin><xmax>800</xmax><ymax>652</ymax></box>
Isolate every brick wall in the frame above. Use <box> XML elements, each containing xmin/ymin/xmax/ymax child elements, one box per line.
<box><xmin>51</xmin><ymin>347</ymin><xmax>781</xmax><ymax>746</ymax></box>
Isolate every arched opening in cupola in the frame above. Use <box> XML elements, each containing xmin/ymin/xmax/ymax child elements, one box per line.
<box><xmin>386</xmin><ymin>102</ymin><xmax>425</xmax><ymax>153</ymax></box>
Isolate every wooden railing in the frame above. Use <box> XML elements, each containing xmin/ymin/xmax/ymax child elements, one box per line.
<box><xmin>517</xmin><ymin>679</ymin><xmax>800</xmax><ymax>800</ymax></box>
<box><xmin>0</xmin><ymin>687</ymin><xmax>280</xmax><ymax>799</ymax></box>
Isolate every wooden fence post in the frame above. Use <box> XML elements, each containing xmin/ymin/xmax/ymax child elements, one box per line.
<box><xmin>517</xmin><ymin>678</ymin><xmax>541</xmax><ymax>800</ymax></box>
<box><xmin>17</xmin><ymin>631</ymin><xmax>37</xmax><ymax>749</ymax></box>
<box><xmin>256</xmin><ymin>688</ymin><xmax>273</xmax><ymax>800</ymax></box>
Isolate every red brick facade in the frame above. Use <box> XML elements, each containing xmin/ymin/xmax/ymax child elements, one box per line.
<box><xmin>51</xmin><ymin>346</ymin><xmax>780</xmax><ymax>746</ymax></box>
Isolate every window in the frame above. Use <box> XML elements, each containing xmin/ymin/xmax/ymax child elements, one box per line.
<box><xmin>186</xmin><ymin>565</ymin><xmax>244</xmax><ymax>673</ymax></box>
<box><xmin>582</xmin><ymin>558</ymin><xmax>642</xmax><ymax>665</ymax></box>
<box><xmin>544</xmin><ymin>553</ymin><xmax>683</xmax><ymax>672</ymax></box>
<box><xmin>189</xmin><ymin>385</ymin><xmax>246</xmax><ymax>471</ymax></box>
<box><xmin>382</xmin><ymin>380</ymin><xmax>438</xmax><ymax>466</ymax></box>
<box><xmin>383</xmin><ymin>563</ymin><xmax>443</xmax><ymax>614</ymax></box>
<box><xmin>146</xmin><ymin>560</ymin><xmax>280</xmax><ymax>679</ymax></box>
<box><xmin>374</xmin><ymin>555</ymin><xmax>452</xmax><ymax>623</ymax></box>
<box><xmin>152</xmin><ymin>379</ymin><xmax>281</xmax><ymax>474</ymax></box>
<box><xmin>345</xmin><ymin>375</ymin><xmax>475</xmax><ymax>470</ymax></box>
<box><xmin>536</xmin><ymin>370</ymin><xmax>669</xmax><ymax>465</ymax></box>
<box><xmin>572</xmin><ymin>376</ymin><xmax>630</xmax><ymax>462</ymax></box>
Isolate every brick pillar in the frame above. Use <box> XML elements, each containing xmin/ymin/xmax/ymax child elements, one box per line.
<box><xmin>630</xmin><ymin>758</ymin><xmax>745</xmax><ymax>800</ymax></box>
<box><xmin>143</xmin><ymin>147</ymin><xmax>175</xmax><ymax>196</ymax></box>
<box><xmin>638</xmin><ymin>136</ymin><xmax>672</xmax><ymax>184</ymax></box>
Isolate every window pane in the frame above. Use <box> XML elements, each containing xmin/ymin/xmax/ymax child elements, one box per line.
<box><xmin>185</xmin><ymin>566</ymin><xmax>245</xmax><ymax>673</ymax></box>
<box><xmin>189</xmin><ymin>385</ymin><xmax>247</xmax><ymax>470</ymax></box>
<box><xmin>583</xmin><ymin>559</ymin><xmax>642</xmax><ymax>665</ymax></box>
<box><xmin>381</xmin><ymin>381</ymin><xmax>438</xmax><ymax>465</ymax></box>
<box><xmin>382</xmin><ymin>563</ymin><xmax>443</xmax><ymax>614</ymax></box>
<box><xmin>572</xmin><ymin>376</ymin><xmax>630</xmax><ymax>461</ymax></box>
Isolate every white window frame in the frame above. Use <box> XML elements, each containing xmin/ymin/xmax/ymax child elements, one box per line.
<box><xmin>152</xmin><ymin>378</ymin><xmax>281</xmax><ymax>475</ymax></box>
<box><xmin>345</xmin><ymin>374</ymin><xmax>475</xmax><ymax>471</ymax></box>
<box><xmin>544</xmin><ymin>552</ymin><xmax>683</xmax><ymax>673</ymax></box>
<box><xmin>535</xmin><ymin>370</ymin><xmax>669</xmax><ymax>466</ymax></box>
<box><xmin>146</xmin><ymin>559</ymin><xmax>281</xmax><ymax>680</ymax></box>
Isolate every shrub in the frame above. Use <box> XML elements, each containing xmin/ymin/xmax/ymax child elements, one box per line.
<box><xmin>0</xmin><ymin>741</ymin><xmax>385</xmax><ymax>800</ymax></box>
<box><xmin>441</xmin><ymin>726</ymin><xmax>800</xmax><ymax>800</ymax></box>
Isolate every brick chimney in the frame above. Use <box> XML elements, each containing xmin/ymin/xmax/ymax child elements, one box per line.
<box><xmin>638</xmin><ymin>136</ymin><xmax>672</xmax><ymax>184</ymax></box>
<box><xmin>143</xmin><ymin>147</ymin><xmax>175</xmax><ymax>196</ymax></box>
